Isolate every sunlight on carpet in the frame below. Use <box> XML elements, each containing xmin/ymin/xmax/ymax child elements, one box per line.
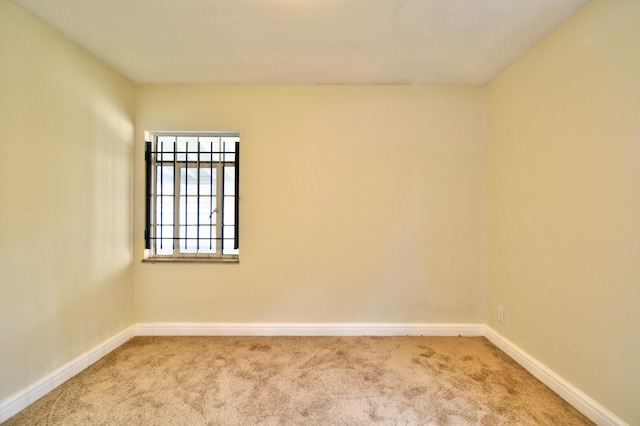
<box><xmin>4</xmin><ymin>336</ymin><xmax>593</xmax><ymax>425</ymax></box>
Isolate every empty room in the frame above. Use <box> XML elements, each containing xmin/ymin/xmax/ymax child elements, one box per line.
<box><xmin>0</xmin><ymin>0</ymin><xmax>638</xmax><ymax>424</ymax></box>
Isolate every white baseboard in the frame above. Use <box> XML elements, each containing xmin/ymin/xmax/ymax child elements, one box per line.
<box><xmin>1</xmin><ymin>323</ymin><xmax>625</xmax><ymax>426</ymax></box>
<box><xmin>135</xmin><ymin>322</ymin><xmax>485</xmax><ymax>337</ymax></box>
<box><xmin>0</xmin><ymin>325</ymin><xmax>136</xmax><ymax>423</ymax></box>
<box><xmin>484</xmin><ymin>326</ymin><xmax>627</xmax><ymax>426</ymax></box>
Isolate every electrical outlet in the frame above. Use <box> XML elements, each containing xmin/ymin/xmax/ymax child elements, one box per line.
<box><xmin>498</xmin><ymin>306</ymin><xmax>504</xmax><ymax>323</ymax></box>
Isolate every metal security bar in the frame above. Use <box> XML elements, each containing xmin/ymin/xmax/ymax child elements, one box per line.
<box><xmin>145</xmin><ymin>132</ymin><xmax>239</xmax><ymax>259</ymax></box>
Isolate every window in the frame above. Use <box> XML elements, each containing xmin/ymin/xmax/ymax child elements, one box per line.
<box><xmin>144</xmin><ymin>132</ymin><xmax>239</xmax><ymax>262</ymax></box>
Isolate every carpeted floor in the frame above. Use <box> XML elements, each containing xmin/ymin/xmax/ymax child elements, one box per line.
<box><xmin>4</xmin><ymin>336</ymin><xmax>593</xmax><ymax>425</ymax></box>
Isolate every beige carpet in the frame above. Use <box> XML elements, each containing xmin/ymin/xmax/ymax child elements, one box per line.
<box><xmin>4</xmin><ymin>336</ymin><xmax>592</xmax><ymax>425</ymax></box>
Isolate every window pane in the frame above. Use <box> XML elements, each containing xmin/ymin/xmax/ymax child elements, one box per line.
<box><xmin>198</xmin><ymin>196</ymin><xmax>216</xmax><ymax>223</ymax></box>
<box><xmin>148</xmin><ymin>132</ymin><xmax>238</xmax><ymax>259</ymax></box>
<box><xmin>154</xmin><ymin>223</ymin><xmax>173</xmax><ymax>255</ymax></box>
<box><xmin>223</xmin><ymin>196</ymin><xmax>235</xmax><ymax>226</ymax></box>
<box><xmin>222</xmin><ymin>226</ymin><xmax>238</xmax><ymax>255</ymax></box>
<box><xmin>155</xmin><ymin>240</ymin><xmax>173</xmax><ymax>255</ymax></box>
<box><xmin>198</xmin><ymin>137</ymin><xmax>219</xmax><ymax>162</ymax></box>
<box><xmin>178</xmin><ymin>225</ymin><xmax>198</xmax><ymax>253</ymax></box>
<box><xmin>212</xmin><ymin>137</ymin><xmax>222</xmax><ymax>162</ymax></box>
<box><xmin>156</xmin><ymin>166</ymin><xmax>174</xmax><ymax>195</ymax></box>
<box><xmin>176</xmin><ymin>136</ymin><xmax>198</xmax><ymax>163</ymax></box>
<box><xmin>221</xmin><ymin>137</ymin><xmax>238</xmax><ymax>148</ymax></box>
<box><xmin>179</xmin><ymin>196</ymin><xmax>201</xmax><ymax>225</ymax></box>
<box><xmin>180</xmin><ymin>167</ymin><xmax>198</xmax><ymax>188</ymax></box>
<box><xmin>224</xmin><ymin>166</ymin><xmax>235</xmax><ymax>195</ymax></box>
<box><xmin>177</xmin><ymin>136</ymin><xmax>198</xmax><ymax>151</ymax></box>
<box><xmin>177</xmin><ymin>225</ymin><xmax>218</xmax><ymax>254</ymax></box>
<box><xmin>158</xmin><ymin>223</ymin><xmax>174</xmax><ymax>239</ymax></box>
<box><xmin>197</xmin><ymin>225</ymin><xmax>216</xmax><ymax>253</ymax></box>
<box><xmin>196</xmin><ymin>225</ymin><xmax>214</xmax><ymax>240</ymax></box>
<box><xmin>199</xmin><ymin>168</ymin><xmax>216</xmax><ymax>196</ymax></box>
<box><xmin>197</xmin><ymin>243</ymin><xmax>216</xmax><ymax>254</ymax></box>
<box><xmin>221</xmin><ymin>137</ymin><xmax>238</xmax><ymax>150</ymax></box>
<box><xmin>158</xmin><ymin>136</ymin><xmax>175</xmax><ymax>145</ymax></box>
<box><xmin>221</xmin><ymin>138</ymin><xmax>237</xmax><ymax>162</ymax></box>
<box><xmin>156</xmin><ymin>137</ymin><xmax>175</xmax><ymax>162</ymax></box>
<box><xmin>179</xmin><ymin>168</ymin><xmax>200</xmax><ymax>225</ymax></box>
<box><xmin>156</xmin><ymin>195</ymin><xmax>173</xmax><ymax>225</ymax></box>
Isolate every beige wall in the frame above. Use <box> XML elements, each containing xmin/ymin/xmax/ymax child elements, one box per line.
<box><xmin>3</xmin><ymin>0</ymin><xmax>636</xmax><ymax>422</ymax></box>
<box><xmin>0</xmin><ymin>0</ymin><xmax>135</xmax><ymax>401</ymax></box>
<box><xmin>486</xmin><ymin>0</ymin><xmax>640</xmax><ymax>423</ymax></box>
<box><xmin>134</xmin><ymin>85</ymin><xmax>485</xmax><ymax>324</ymax></box>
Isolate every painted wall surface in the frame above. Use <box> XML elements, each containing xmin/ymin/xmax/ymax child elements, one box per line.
<box><xmin>134</xmin><ymin>86</ymin><xmax>485</xmax><ymax>324</ymax></box>
<box><xmin>0</xmin><ymin>0</ymin><xmax>135</xmax><ymax>401</ymax></box>
<box><xmin>486</xmin><ymin>0</ymin><xmax>640</xmax><ymax>423</ymax></box>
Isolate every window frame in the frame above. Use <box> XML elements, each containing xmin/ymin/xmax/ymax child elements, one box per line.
<box><xmin>143</xmin><ymin>131</ymin><xmax>240</xmax><ymax>263</ymax></box>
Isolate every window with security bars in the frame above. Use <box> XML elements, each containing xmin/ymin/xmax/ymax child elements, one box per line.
<box><xmin>145</xmin><ymin>132</ymin><xmax>239</xmax><ymax>261</ymax></box>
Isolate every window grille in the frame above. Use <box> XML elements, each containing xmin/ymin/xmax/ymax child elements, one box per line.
<box><xmin>145</xmin><ymin>132</ymin><xmax>239</xmax><ymax>261</ymax></box>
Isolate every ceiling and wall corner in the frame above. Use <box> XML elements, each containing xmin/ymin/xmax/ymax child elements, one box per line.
<box><xmin>10</xmin><ymin>0</ymin><xmax>640</xmax><ymax>424</ymax></box>
<box><xmin>11</xmin><ymin>0</ymin><xmax>589</xmax><ymax>85</ymax></box>
<box><xmin>485</xmin><ymin>0</ymin><xmax>640</xmax><ymax>422</ymax></box>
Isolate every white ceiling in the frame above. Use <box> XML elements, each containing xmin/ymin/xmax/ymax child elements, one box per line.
<box><xmin>12</xmin><ymin>0</ymin><xmax>589</xmax><ymax>85</ymax></box>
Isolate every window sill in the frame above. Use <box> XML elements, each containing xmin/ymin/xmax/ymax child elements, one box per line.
<box><xmin>142</xmin><ymin>257</ymin><xmax>239</xmax><ymax>264</ymax></box>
